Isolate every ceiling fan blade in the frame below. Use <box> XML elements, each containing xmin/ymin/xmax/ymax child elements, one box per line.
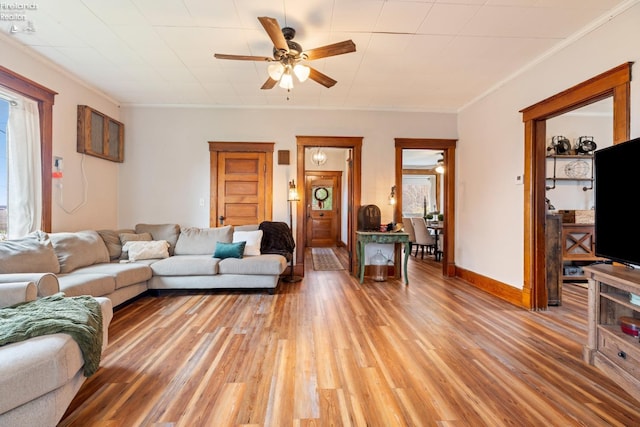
<box><xmin>258</xmin><ymin>17</ymin><xmax>289</xmax><ymax>52</ymax></box>
<box><xmin>261</xmin><ymin>77</ymin><xmax>278</xmax><ymax>90</ymax></box>
<box><xmin>308</xmin><ymin>67</ymin><xmax>337</xmax><ymax>88</ymax></box>
<box><xmin>304</xmin><ymin>40</ymin><xmax>356</xmax><ymax>60</ymax></box>
<box><xmin>214</xmin><ymin>53</ymin><xmax>272</xmax><ymax>61</ymax></box>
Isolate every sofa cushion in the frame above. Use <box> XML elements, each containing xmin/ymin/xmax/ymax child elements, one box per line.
<box><xmin>174</xmin><ymin>226</ymin><xmax>233</xmax><ymax>255</ymax></box>
<box><xmin>135</xmin><ymin>224</ymin><xmax>180</xmax><ymax>255</ymax></box>
<box><xmin>232</xmin><ymin>230</ymin><xmax>263</xmax><ymax>256</ymax></box>
<box><xmin>214</xmin><ymin>241</ymin><xmax>246</xmax><ymax>259</ymax></box>
<box><xmin>57</xmin><ymin>274</ymin><xmax>116</xmax><ymax>297</ymax></box>
<box><xmin>71</xmin><ymin>263</ymin><xmax>152</xmax><ymax>290</ymax></box>
<box><xmin>118</xmin><ymin>232</ymin><xmax>152</xmax><ymax>260</ymax></box>
<box><xmin>150</xmin><ymin>255</ymin><xmax>220</xmax><ymax>276</ymax></box>
<box><xmin>123</xmin><ymin>240</ymin><xmax>170</xmax><ymax>261</ymax></box>
<box><xmin>234</xmin><ymin>224</ymin><xmax>259</xmax><ymax>231</ymax></box>
<box><xmin>50</xmin><ymin>231</ymin><xmax>110</xmax><ymax>273</ymax></box>
<box><xmin>0</xmin><ymin>334</ymin><xmax>84</xmax><ymax>415</ymax></box>
<box><xmin>97</xmin><ymin>229</ymin><xmax>134</xmax><ymax>260</ymax></box>
<box><xmin>0</xmin><ymin>231</ymin><xmax>60</xmax><ymax>274</ymax></box>
<box><xmin>218</xmin><ymin>254</ymin><xmax>287</xmax><ymax>275</ymax></box>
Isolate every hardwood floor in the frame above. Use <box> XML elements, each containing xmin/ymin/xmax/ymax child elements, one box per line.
<box><xmin>60</xmin><ymin>253</ymin><xmax>640</xmax><ymax>426</ymax></box>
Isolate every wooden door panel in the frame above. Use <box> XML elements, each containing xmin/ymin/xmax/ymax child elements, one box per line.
<box><xmin>218</xmin><ymin>152</ymin><xmax>265</xmax><ymax>225</ymax></box>
<box><xmin>224</xmin><ymin>182</ymin><xmax>260</xmax><ymax>198</ymax></box>
<box><xmin>225</xmin><ymin>158</ymin><xmax>260</xmax><ymax>174</ymax></box>
<box><xmin>311</xmin><ymin>218</ymin><xmax>333</xmax><ymax>245</ymax></box>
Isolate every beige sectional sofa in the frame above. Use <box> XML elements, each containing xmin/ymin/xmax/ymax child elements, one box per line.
<box><xmin>1</xmin><ymin>223</ymin><xmax>287</xmax><ymax>306</ymax></box>
<box><xmin>0</xmin><ymin>280</ymin><xmax>113</xmax><ymax>427</ymax></box>
<box><xmin>0</xmin><ymin>222</ymin><xmax>289</xmax><ymax>426</ymax></box>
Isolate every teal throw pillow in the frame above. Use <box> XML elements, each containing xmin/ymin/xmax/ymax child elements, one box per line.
<box><xmin>214</xmin><ymin>241</ymin><xmax>246</xmax><ymax>259</ymax></box>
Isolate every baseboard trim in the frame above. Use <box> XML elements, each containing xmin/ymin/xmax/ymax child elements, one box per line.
<box><xmin>455</xmin><ymin>267</ymin><xmax>526</xmax><ymax>309</ymax></box>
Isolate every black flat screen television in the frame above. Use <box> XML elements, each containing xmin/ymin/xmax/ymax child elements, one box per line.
<box><xmin>594</xmin><ymin>136</ymin><xmax>640</xmax><ymax>266</ymax></box>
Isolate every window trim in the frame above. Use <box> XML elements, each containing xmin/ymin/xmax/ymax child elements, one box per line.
<box><xmin>0</xmin><ymin>65</ymin><xmax>57</xmax><ymax>232</ymax></box>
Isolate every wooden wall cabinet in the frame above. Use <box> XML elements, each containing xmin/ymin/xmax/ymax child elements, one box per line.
<box><xmin>77</xmin><ymin>105</ymin><xmax>124</xmax><ymax>162</ymax></box>
<box><xmin>583</xmin><ymin>264</ymin><xmax>640</xmax><ymax>403</ymax></box>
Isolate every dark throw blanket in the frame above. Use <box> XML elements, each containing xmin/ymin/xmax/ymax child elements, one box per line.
<box><xmin>0</xmin><ymin>293</ymin><xmax>103</xmax><ymax>376</ymax></box>
<box><xmin>259</xmin><ymin>221</ymin><xmax>295</xmax><ymax>260</ymax></box>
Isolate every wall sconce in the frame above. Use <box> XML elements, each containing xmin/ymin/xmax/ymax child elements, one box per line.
<box><xmin>388</xmin><ymin>185</ymin><xmax>396</xmax><ymax>205</ymax></box>
<box><xmin>311</xmin><ymin>148</ymin><xmax>327</xmax><ymax>166</ymax></box>
<box><xmin>288</xmin><ymin>179</ymin><xmax>300</xmax><ymax>202</ymax></box>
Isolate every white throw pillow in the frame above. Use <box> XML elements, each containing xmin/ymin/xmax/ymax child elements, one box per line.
<box><xmin>232</xmin><ymin>230</ymin><xmax>263</xmax><ymax>256</ymax></box>
<box><xmin>122</xmin><ymin>240</ymin><xmax>170</xmax><ymax>261</ymax></box>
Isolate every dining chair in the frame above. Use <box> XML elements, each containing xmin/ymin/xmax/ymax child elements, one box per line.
<box><xmin>410</xmin><ymin>217</ymin><xmax>436</xmax><ymax>259</ymax></box>
<box><xmin>402</xmin><ymin>217</ymin><xmax>416</xmax><ymax>256</ymax></box>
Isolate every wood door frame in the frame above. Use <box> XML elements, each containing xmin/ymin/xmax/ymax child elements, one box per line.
<box><xmin>395</xmin><ymin>138</ymin><xmax>457</xmax><ymax>277</ymax></box>
<box><xmin>305</xmin><ymin>170</ymin><xmax>343</xmax><ymax>247</ymax></box>
<box><xmin>296</xmin><ymin>136</ymin><xmax>362</xmax><ymax>275</ymax></box>
<box><xmin>520</xmin><ymin>62</ymin><xmax>632</xmax><ymax>310</ymax></box>
<box><xmin>208</xmin><ymin>141</ymin><xmax>274</xmax><ymax>227</ymax></box>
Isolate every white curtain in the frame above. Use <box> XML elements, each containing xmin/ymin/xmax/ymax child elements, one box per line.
<box><xmin>5</xmin><ymin>94</ymin><xmax>41</xmax><ymax>238</ymax></box>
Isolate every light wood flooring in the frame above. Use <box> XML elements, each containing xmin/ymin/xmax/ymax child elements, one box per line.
<box><xmin>60</xmin><ymin>249</ymin><xmax>640</xmax><ymax>426</ymax></box>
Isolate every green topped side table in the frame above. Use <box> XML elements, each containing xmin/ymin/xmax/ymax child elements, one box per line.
<box><xmin>356</xmin><ymin>231</ymin><xmax>410</xmax><ymax>285</ymax></box>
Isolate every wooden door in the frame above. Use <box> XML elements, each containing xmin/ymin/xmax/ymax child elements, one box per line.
<box><xmin>208</xmin><ymin>142</ymin><xmax>274</xmax><ymax>227</ymax></box>
<box><xmin>305</xmin><ymin>172</ymin><xmax>341</xmax><ymax>247</ymax></box>
<box><xmin>217</xmin><ymin>152</ymin><xmax>266</xmax><ymax>226</ymax></box>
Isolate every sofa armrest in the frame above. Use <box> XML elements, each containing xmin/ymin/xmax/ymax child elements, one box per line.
<box><xmin>0</xmin><ymin>281</ymin><xmax>37</xmax><ymax>308</ymax></box>
<box><xmin>93</xmin><ymin>296</ymin><xmax>113</xmax><ymax>353</ymax></box>
<box><xmin>0</xmin><ymin>273</ymin><xmax>60</xmax><ymax>297</ymax></box>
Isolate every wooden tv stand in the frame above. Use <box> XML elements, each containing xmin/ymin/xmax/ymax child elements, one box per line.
<box><xmin>582</xmin><ymin>264</ymin><xmax>640</xmax><ymax>402</ymax></box>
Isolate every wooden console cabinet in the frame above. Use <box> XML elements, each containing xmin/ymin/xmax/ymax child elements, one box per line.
<box><xmin>583</xmin><ymin>264</ymin><xmax>640</xmax><ymax>402</ymax></box>
<box><xmin>561</xmin><ymin>224</ymin><xmax>604</xmax><ymax>281</ymax></box>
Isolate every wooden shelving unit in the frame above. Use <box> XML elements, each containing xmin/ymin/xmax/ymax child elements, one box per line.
<box><xmin>583</xmin><ymin>264</ymin><xmax>640</xmax><ymax>403</ymax></box>
<box><xmin>545</xmin><ymin>154</ymin><xmax>594</xmax><ymax>191</ymax></box>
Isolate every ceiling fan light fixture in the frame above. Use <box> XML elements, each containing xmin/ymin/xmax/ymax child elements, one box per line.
<box><xmin>293</xmin><ymin>64</ymin><xmax>310</xmax><ymax>82</ymax></box>
<box><xmin>279</xmin><ymin>70</ymin><xmax>294</xmax><ymax>90</ymax></box>
<box><xmin>267</xmin><ymin>62</ymin><xmax>285</xmax><ymax>80</ymax></box>
<box><xmin>435</xmin><ymin>155</ymin><xmax>445</xmax><ymax>174</ymax></box>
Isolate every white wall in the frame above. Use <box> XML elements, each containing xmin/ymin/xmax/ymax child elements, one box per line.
<box><xmin>118</xmin><ymin>107</ymin><xmax>457</xmax><ymax>231</ymax></box>
<box><xmin>457</xmin><ymin>3</ymin><xmax>640</xmax><ymax>289</ymax></box>
<box><xmin>1</xmin><ymin>34</ymin><xmax>122</xmax><ymax>232</ymax></box>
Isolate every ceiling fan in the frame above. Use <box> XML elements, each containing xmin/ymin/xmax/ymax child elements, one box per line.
<box><xmin>214</xmin><ymin>17</ymin><xmax>356</xmax><ymax>90</ymax></box>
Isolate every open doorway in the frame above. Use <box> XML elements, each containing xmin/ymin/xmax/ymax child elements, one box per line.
<box><xmin>520</xmin><ymin>62</ymin><xmax>632</xmax><ymax>310</ymax></box>
<box><xmin>295</xmin><ymin>136</ymin><xmax>362</xmax><ymax>276</ymax></box>
<box><xmin>395</xmin><ymin>138</ymin><xmax>457</xmax><ymax>277</ymax></box>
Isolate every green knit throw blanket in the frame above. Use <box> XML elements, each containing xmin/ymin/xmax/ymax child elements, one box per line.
<box><xmin>0</xmin><ymin>293</ymin><xmax>103</xmax><ymax>376</ymax></box>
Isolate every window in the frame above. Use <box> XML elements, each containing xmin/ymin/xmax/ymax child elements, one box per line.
<box><xmin>402</xmin><ymin>174</ymin><xmax>438</xmax><ymax>217</ymax></box>
<box><xmin>0</xmin><ymin>65</ymin><xmax>56</xmax><ymax>235</ymax></box>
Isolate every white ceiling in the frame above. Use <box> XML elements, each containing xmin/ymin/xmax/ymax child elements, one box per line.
<box><xmin>2</xmin><ymin>0</ymin><xmax>632</xmax><ymax>112</ymax></box>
